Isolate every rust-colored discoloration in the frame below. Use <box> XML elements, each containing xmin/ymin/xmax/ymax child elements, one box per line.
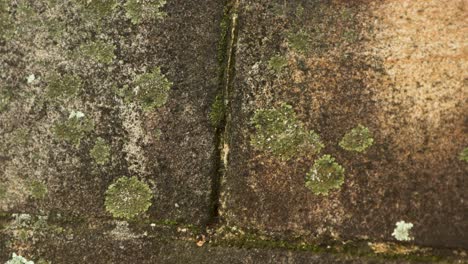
<box><xmin>222</xmin><ymin>0</ymin><xmax>467</xmax><ymax>249</ymax></box>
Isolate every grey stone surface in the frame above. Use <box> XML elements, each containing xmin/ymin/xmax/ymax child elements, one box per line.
<box><xmin>0</xmin><ymin>0</ymin><xmax>225</xmax><ymax>225</ymax></box>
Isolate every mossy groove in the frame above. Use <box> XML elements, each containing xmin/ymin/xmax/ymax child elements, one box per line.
<box><xmin>207</xmin><ymin>0</ymin><xmax>240</xmax><ymax>228</ymax></box>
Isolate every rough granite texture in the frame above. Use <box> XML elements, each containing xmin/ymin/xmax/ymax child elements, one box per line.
<box><xmin>0</xmin><ymin>0</ymin><xmax>467</xmax><ymax>263</ymax></box>
<box><xmin>0</xmin><ymin>0</ymin><xmax>224</xmax><ymax>225</ymax></box>
<box><xmin>221</xmin><ymin>0</ymin><xmax>467</xmax><ymax>249</ymax></box>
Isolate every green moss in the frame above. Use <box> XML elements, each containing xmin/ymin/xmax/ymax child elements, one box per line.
<box><xmin>339</xmin><ymin>124</ymin><xmax>374</xmax><ymax>152</ymax></box>
<box><xmin>46</xmin><ymin>73</ymin><xmax>82</xmax><ymax>100</ymax></box>
<box><xmin>29</xmin><ymin>180</ymin><xmax>48</xmax><ymax>200</ymax></box>
<box><xmin>217</xmin><ymin>6</ymin><xmax>230</xmax><ymax>66</ymax></box>
<box><xmin>124</xmin><ymin>0</ymin><xmax>167</xmax><ymax>24</ymax></box>
<box><xmin>79</xmin><ymin>0</ymin><xmax>118</xmax><ymax>17</ymax></box>
<box><xmin>90</xmin><ymin>137</ymin><xmax>111</xmax><ymax>165</ymax></box>
<box><xmin>268</xmin><ymin>55</ymin><xmax>288</xmax><ymax>73</ymax></box>
<box><xmin>0</xmin><ymin>0</ymin><xmax>13</xmax><ymax>39</ymax></box>
<box><xmin>305</xmin><ymin>154</ymin><xmax>345</xmax><ymax>195</ymax></box>
<box><xmin>128</xmin><ymin>67</ymin><xmax>172</xmax><ymax>111</ymax></box>
<box><xmin>0</xmin><ymin>183</ymin><xmax>6</xmax><ymax>200</ymax></box>
<box><xmin>79</xmin><ymin>40</ymin><xmax>116</xmax><ymax>64</ymax></box>
<box><xmin>209</xmin><ymin>94</ymin><xmax>225</xmax><ymax>128</ymax></box>
<box><xmin>251</xmin><ymin>104</ymin><xmax>324</xmax><ymax>160</ymax></box>
<box><xmin>287</xmin><ymin>31</ymin><xmax>310</xmax><ymax>54</ymax></box>
<box><xmin>459</xmin><ymin>147</ymin><xmax>468</xmax><ymax>163</ymax></box>
<box><xmin>104</xmin><ymin>176</ymin><xmax>153</xmax><ymax>220</ymax></box>
<box><xmin>53</xmin><ymin>115</ymin><xmax>94</xmax><ymax>146</ymax></box>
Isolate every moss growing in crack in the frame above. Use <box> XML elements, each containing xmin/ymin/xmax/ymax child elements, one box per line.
<box><xmin>53</xmin><ymin>114</ymin><xmax>94</xmax><ymax>146</ymax></box>
<box><xmin>124</xmin><ymin>0</ymin><xmax>167</xmax><ymax>24</ymax></box>
<box><xmin>209</xmin><ymin>94</ymin><xmax>225</xmax><ymax>128</ymax></box>
<box><xmin>29</xmin><ymin>180</ymin><xmax>48</xmax><ymax>200</ymax></box>
<box><xmin>46</xmin><ymin>73</ymin><xmax>82</xmax><ymax>100</ymax></box>
<box><xmin>127</xmin><ymin>67</ymin><xmax>172</xmax><ymax>111</ymax></box>
<box><xmin>79</xmin><ymin>40</ymin><xmax>116</xmax><ymax>64</ymax></box>
<box><xmin>287</xmin><ymin>31</ymin><xmax>310</xmax><ymax>54</ymax></box>
<box><xmin>339</xmin><ymin>124</ymin><xmax>374</xmax><ymax>152</ymax></box>
<box><xmin>251</xmin><ymin>104</ymin><xmax>324</xmax><ymax>160</ymax></box>
<box><xmin>90</xmin><ymin>137</ymin><xmax>111</xmax><ymax>165</ymax></box>
<box><xmin>105</xmin><ymin>176</ymin><xmax>153</xmax><ymax>220</ymax></box>
<box><xmin>268</xmin><ymin>55</ymin><xmax>288</xmax><ymax>73</ymax></box>
<box><xmin>305</xmin><ymin>154</ymin><xmax>345</xmax><ymax>195</ymax></box>
<box><xmin>459</xmin><ymin>147</ymin><xmax>468</xmax><ymax>163</ymax></box>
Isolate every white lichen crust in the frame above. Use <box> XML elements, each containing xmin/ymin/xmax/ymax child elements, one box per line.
<box><xmin>392</xmin><ymin>220</ymin><xmax>414</xmax><ymax>241</ymax></box>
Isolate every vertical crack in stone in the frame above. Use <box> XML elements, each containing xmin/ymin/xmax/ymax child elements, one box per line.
<box><xmin>207</xmin><ymin>0</ymin><xmax>240</xmax><ymax>228</ymax></box>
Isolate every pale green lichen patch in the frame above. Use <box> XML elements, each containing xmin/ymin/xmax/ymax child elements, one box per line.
<box><xmin>251</xmin><ymin>104</ymin><xmax>324</xmax><ymax>160</ymax></box>
<box><xmin>104</xmin><ymin>176</ymin><xmax>153</xmax><ymax>220</ymax></box>
<box><xmin>29</xmin><ymin>180</ymin><xmax>48</xmax><ymax>200</ymax></box>
<box><xmin>268</xmin><ymin>55</ymin><xmax>288</xmax><ymax>73</ymax></box>
<box><xmin>305</xmin><ymin>154</ymin><xmax>345</xmax><ymax>195</ymax></box>
<box><xmin>79</xmin><ymin>40</ymin><xmax>116</xmax><ymax>64</ymax></box>
<box><xmin>126</xmin><ymin>67</ymin><xmax>172</xmax><ymax>111</ymax></box>
<box><xmin>46</xmin><ymin>73</ymin><xmax>82</xmax><ymax>100</ymax></box>
<box><xmin>124</xmin><ymin>0</ymin><xmax>167</xmax><ymax>24</ymax></box>
<box><xmin>90</xmin><ymin>137</ymin><xmax>111</xmax><ymax>165</ymax></box>
<box><xmin>339</xmin><ymin>124</ymin><xmax>374</xmax><ymax>153</ymax></box>
<box><xmin>392</xmin><ymin>221</ymin><xmax>414</xmax><ymax>241</ymax></box>
<box><xmin>209</xmin><ymin>94</ymin><xmax>225</xmax><ymax>128</ymax></box>
<box><xmin>26</xmin><ymin>74</ymin><xmax>36</xmax><ymax>84</ymax></box>
<box><xmin>287</xmin><ymin>31</ymin><xmax>310</xmax><ymax>54</ymax></box>
<box><xmin>53</xmin><ymin>114</ymin><xmax>94</xmax><ymax>146</ymax></box>
<box><xmin>459</xmin><ymin>147</ymin><xmax>468</xmax><ymax>163</ymax></box>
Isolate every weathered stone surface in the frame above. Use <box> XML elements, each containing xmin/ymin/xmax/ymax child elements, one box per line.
<box><xmin>0</xmin><ymin>0</ymin><xmax>224</xmax><ymax>224</ymax></box>
<box><xmin>222</xmin><ymin>0</ymin><xmax>467</xmax><ymax>249</ymax></box>
<box><xmin>1</xmin><ymin>0</ymin><xmax>466</xmax><ymax>262</ymax></box>
<box><xmin>0</xmin><ymin>221</ymin><xmax>432</xmax><ymax>264</ymax></box>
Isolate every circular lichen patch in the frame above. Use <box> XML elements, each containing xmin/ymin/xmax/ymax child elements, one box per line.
<box><xmin>53</xmin><ymin>114</ymin><xmax>94</xmax><ymax>146</ymax></box>
<box><xmin>339</xmin><ymin>124</ymin><xmax>374</xmax><ymax>152</ymax></box>
<box><xmin>251</xmin><ymin>103</ymin><xmax>323</xmax><ymax>160</ymax></box>
<box><xmin>104</xmin><ymin>176</ymin><xmax>153</xmax><ymax>220</ymax></box>
<box><xmin>79</xmin><ymin>40</ymin><xmax>116</xmax><ymax>64</ymax></box>
<box><xmin>29</xmin><ymin>180</ymin><xmax>48</xmax><ymax>200</ymax></box>
<box><xmin>305</xmin><ymin>155</ymin><xmax>345</xmax><ymax>195</ymax></box>
<box><xmin>46</xmin><ymin>73</ymin><xmax>82</xmax><ymax>100</ymax></box>
<box><xmin>90</xmin><ymin>137</ymin><xmax>111</xmax><ymax>165</ymax></box>
<box><xmin>130</xmin><ymin>67</ymin><xmax>172</xmax><ymax>111</ymax></box>
<box><xmin>124</xmin><ymin>0</ymin><xmax>167</xmax><ymax>24</ymax></box>
<box><xmin>78</xmin><ymin>0</ymin><xmax>118</xmax><ymax>17</ymax></box>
